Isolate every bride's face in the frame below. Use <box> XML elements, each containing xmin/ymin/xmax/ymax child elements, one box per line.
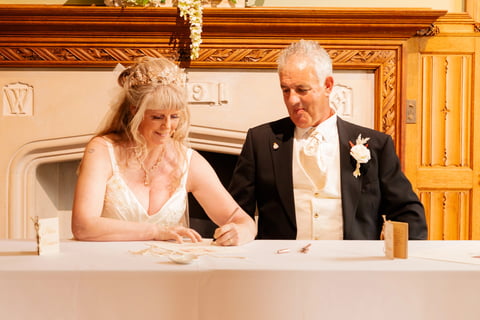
<box><xmin>138</xmin><ymin>109</ymin><xmax>180</xmax><ymax>145</ymax></box>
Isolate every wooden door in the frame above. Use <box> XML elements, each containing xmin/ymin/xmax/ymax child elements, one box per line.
<box><xmin>405</xmin><ymin>14</ymin><xmax>480</xmax><ymax>239</ymax></box>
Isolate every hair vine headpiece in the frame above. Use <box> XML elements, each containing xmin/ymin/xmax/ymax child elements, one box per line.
<box><xmin>118</xmin><ymin>56</ymin><xmax>186</xmax><ymax>89</ymax></box>
<box><xmin>130</xmin><ymin>67</ymin><xmax>186</xmax><ymax>87</ymax></box>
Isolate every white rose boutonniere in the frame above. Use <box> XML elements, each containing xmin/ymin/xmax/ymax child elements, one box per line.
<box><xmin>349</xmin><ymin>134</ymin><xmax>370</xmax><ymax>178</ymax></box>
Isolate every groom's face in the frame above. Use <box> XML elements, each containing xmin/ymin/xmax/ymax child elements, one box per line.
<box><xmin>279</xmin><ymin>55</ymin><xmax>333</xmax><ymax>129</ymax></box>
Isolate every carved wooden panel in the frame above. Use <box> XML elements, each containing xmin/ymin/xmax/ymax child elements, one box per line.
<box><xmin>421</xmin><ymin>191</ymin><xmax>470</xmax><ymax>240</ymax></box>
<box><xmin>420</xmin><ymin>54</ymin><xmax>472</xmax><ymax>167</ymax></box>
<box><xmin>0</xmin><ymin>47</ymin><xmax>179</xmax><ymax>65</ymax></box>
<box><xmin>416</xmin><ymin>51</ymin><xmax>477</xmax><ymax>240</ymax></box>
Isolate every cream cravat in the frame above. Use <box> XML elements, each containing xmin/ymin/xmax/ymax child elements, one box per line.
<box><xmin>299</xmin><ymin>128</ymin><xmax>326</xmax><ymax>190</ymax></box>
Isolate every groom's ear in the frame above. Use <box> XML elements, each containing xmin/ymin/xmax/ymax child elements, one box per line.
<box><xmin>324</xmin><ymin>76</ymin><xmax>334</xmax><ymax>94</ymax></box>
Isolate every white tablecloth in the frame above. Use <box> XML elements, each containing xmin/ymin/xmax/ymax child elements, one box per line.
<box><xmin>1</xmin><ymin>240</ymin><xmax>479</xmax><ymax>320</ymax></box>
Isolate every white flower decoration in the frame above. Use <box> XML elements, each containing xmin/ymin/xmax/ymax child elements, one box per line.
<box><xmin>105</xmin><ymin>0</ymin><xmax>205</xmax><ymax>60</ymax></box>
<box><xmin>349</xmin><ymin>134</ymin><xmax>370</xmax><ymax>178</ymax></box>
<box><xmin>178</xmin><ymin>0</ymin><xmax>203</xmax><ymax>60</ymax></box>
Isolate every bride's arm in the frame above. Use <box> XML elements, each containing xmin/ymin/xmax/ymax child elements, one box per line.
<box><xmin>187</xmin><ymin>150</ymin><xmax>256</xmax><ymax>246</ymax></box>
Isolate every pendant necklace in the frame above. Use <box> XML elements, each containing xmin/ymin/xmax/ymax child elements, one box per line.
<box><xmin>135</xmin><ymin>151</ymin><xmax>164</xmax><ymax>186</ymax></box>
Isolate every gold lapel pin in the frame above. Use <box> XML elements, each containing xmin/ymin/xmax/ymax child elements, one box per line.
<box><xmin>273</xmin><ymin>142</ymin><xmax>279</xmax><ymax>150</ymax></box>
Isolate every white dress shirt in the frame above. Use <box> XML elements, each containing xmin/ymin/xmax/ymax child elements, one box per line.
<box><xmin>292</xmin><ymin>114</ymin><xmax>343</xmax><ymax>240</ymax></box>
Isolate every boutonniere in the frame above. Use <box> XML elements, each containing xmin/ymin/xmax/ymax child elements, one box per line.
<box><xmin>349</xmin><ymin>134</ymin><xmax>371</xmax><ymax>178</ymax></box>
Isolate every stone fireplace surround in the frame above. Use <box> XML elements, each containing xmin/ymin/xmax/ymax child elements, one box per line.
<box><xmin>0</xmin><ymin>5</ymin><xmax>446</xmax><ymax>239</ymax></box>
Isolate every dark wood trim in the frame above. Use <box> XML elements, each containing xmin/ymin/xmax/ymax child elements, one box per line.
<box><xmin>0</xmin><ymin>6</ymin><xmax>446</xmax><ymax>39</ymax></box>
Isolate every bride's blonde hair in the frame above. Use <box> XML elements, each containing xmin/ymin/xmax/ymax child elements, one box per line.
<box><xmin>98</xmin><ymin>55</ymin><xmax>190</xmax><ymax>191</ymax></box>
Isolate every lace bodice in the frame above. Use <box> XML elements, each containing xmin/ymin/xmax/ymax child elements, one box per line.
<box><xmin>101</xmin><ymin>139</ymin><xmax>191</xmax><ymax>227</ymax></box>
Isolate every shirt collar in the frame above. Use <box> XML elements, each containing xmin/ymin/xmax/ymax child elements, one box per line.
<box><xmin>295</xmin><ymin>111</ymin><xmax>338</xmax><ymax>141</ymax></box>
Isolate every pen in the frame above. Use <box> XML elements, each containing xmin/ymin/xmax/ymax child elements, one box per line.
<box><xmin>212</xmin><ymin>207</ymin><xmax>240</xmax><ymax>243</ymax></box>
<box><xmin>300</xmin><ymin>243</ymin><xmax>311</xmax><ymax>253</ymax></box>
<box><xmin>223</xmin><ymin>207</ymin><xmax>240</xmax><ymax>226</ymax></box>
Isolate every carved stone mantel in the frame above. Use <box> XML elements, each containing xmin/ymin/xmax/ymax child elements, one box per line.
<box><xmin>0</xmin><ymin>5</ymin><xmax>447</xmax><ymax>158</ymax></box>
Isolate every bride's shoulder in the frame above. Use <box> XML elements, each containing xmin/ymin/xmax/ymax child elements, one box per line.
<box><xmin>89</xmin><ymin>134</ymin><xmax>125</xmax><ymax>148</ymax></box>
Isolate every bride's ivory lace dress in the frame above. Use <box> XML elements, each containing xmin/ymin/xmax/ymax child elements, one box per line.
<box><xmin>101</xmin><ymin>139</ymin><xmax>191</xmax><ymax>227</ymax></box>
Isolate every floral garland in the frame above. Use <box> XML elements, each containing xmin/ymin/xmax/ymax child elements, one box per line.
<box><xmin>178</xmin><ymin>0</ymin><xmax>238</xmax><ymax>60</ymax></box>
<box><xmin>106</xmin><ymin>0</ymin><xmax>238</xmax><ymax>60</ymax></box>
<box><xmin>178</xmin><ymin>0</ymin><xmax>203</xmax><ymax>60</ymax></box>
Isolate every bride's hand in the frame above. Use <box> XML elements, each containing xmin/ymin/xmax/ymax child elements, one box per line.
<box><xmin>154</xmin><ymin>225</ymin><xmax>202</xmax><ymax>243</ymax></box>
<box><xmin>213</xmin><ymin>222</ymin><xmax>253</xmax><ymax>246</ymax></box>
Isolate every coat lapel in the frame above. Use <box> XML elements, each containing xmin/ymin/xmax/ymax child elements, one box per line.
<box><xmin>337</xmin><ymin>118</ymin><xmax>363</xmax><ymax>237</ymax></box>
<box><xmin>270</xmin><ymin>119</ymin><xmax>297</xmax><ymax>229</ymax></box>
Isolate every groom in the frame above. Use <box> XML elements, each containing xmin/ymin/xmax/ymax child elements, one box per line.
<box><xmin>228</xmin><ymin>40</ymin><xmax>427</xmax><ymax>240</ymax></box>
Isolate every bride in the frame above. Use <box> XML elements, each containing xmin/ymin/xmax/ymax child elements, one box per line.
<box><xmin>72</xmin><ymin>55</ymin><xmax>256</xmax><ymax>246</ymax></box>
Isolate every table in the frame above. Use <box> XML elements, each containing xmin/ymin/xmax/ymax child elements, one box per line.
<box><xmin>1</xmin><ymin>240</ymin><xmax>479</xmax><ymax>320</ymax></box>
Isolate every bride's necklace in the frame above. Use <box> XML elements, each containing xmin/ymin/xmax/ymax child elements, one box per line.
<box><xmin>135</xmin><ymin>151</ymin><xmax>164</xmax><ymax>186</ymax></box>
